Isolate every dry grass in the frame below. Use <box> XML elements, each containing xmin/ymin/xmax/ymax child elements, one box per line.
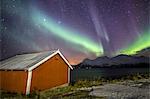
<box><xmin>0</xmin><ymin>73</ymin><xmax>149</xmax><ymax>99</ymax></box>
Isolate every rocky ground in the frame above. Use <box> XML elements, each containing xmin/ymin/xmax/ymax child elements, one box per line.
<box><xmin>89</xmin><ymin>79</ymin><xmax>150</xmax><ymax>99</ymax></box>
<box><xmin>1</xmin><ymin>77</ymin><xmax>149</xmax><ymax>99</ymax></box>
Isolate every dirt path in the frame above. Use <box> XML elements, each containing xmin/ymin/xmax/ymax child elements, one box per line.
<box><xmin>89</xmin><ymin>79</ymin><xmax>150</xmax><ymax>99</ymax></box>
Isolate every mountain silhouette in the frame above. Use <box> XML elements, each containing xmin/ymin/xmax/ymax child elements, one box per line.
<box><xmin>135</xmin><ymin>47</ymin><xmax>150</xmax><ymax>57</ymax></box>
<box><xmin>77</xmin><ymin>47</ymin><xmax>150</xmax><ymax>68</ymax></box>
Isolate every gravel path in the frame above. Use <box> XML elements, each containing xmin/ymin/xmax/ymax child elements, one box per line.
<box><xmin>89</xmin><ymin>79</ymin><xmax>150</xmax><ymax>99</ymax></box>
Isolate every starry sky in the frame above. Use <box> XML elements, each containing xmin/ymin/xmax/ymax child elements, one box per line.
<box><xmin>1</xmin><ymin>0</ymin><xmax>150</xmax><ymax>64</ymax></box>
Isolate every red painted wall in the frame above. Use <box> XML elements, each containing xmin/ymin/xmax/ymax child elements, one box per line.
<box><xmin>30</xmin><ymin>54</ymin><xmax>68</xmax><ymax>92</ymax></box>
<box><xmin>0</xmin><ymin>71</ymin><xmax>28</xmax><ymax>94</ymax></box>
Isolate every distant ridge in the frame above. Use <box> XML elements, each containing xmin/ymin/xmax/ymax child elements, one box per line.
<box><xmin>135</xmin><ymin>47</ymin><xmax>150</xmax><ymax>57</ymax></box>
<box><xmin>76</xmin><ymin>47</ymin><xmax>150</xmax><ymax>68</ymax></box>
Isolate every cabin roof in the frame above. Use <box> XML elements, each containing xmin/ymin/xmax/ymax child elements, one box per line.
<box><xmin>0</xmin><ymin>50</ymin><xmax>73</xmax><ymax>71</ymax></box>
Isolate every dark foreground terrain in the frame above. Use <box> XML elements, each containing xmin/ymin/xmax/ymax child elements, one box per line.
<box><xmin>0</xmin><ymin>73</ymin><xmax>149</xmax><ymax>99</ymax></box>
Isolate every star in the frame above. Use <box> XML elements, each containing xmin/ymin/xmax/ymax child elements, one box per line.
<box><xmin>1</xmin><ymin>0</ymin><xmax>149</xmax><ymax>64</ymax></box>
<box><xmin>43</xmin><ymin>18</ymin><xmax>46</xmax><ymax>22</ymax></box>
<box><xmin>58</xmin><ymin>21</ymin><xmax>62</xmax><ymax>24</ymax></box>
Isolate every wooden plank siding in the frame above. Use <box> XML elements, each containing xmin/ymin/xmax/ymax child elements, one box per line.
<box><xmin>0</xmin><ymin>71</ymin><xmax>28</xmax><ymax>94</ymax></box>
<box><xmin>30</xmin><ymin>54</ymin><xmax>68</xmax><ymax>92</ymax></box>
<box><xmin>0</xmin><ymin>53</ymin><xmax>71</xmax><ymax>94</ymax></box>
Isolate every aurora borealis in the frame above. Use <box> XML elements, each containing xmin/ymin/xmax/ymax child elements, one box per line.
<box><xmin>1</xmin><ymin>0</ymin><xmax>150</xmax><ymax>64</ymax></box>
<box><xmin>120</xmin><ymin>29</ymin><xmax>150</xmax><ymax>55</ymax></box>
<box><xmin>31</xmin><ymin>9</ymin><xmax>103</xmax><ymax>56</ymax></box>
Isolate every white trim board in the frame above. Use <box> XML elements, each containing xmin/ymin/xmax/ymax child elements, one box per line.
<box><xmin>26</xmin><ymin>71</ymin><xmax>32</xmax><ymax>95</ymax></box>
<box><xmin>25</xmin><ymin>49</ymin><xmax>73</xmax><ymax>94</ymax></box>
<box><xmin>68</xmin><ymin>67</ymin><xmax>70</xmax><ymax>83</ymax></box>
<box><xmin>28</xmin><ymin>49</ymin><xmax>73</xmax><ymax>71</ymax></box>
<box><xmin>57</xmin><ymin>50</ymin><xmax>73</xmax><ymax>70</ymax></box>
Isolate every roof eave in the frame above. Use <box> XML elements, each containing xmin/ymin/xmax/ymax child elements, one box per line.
<box><xmin>27</xmin><ymin>50</ymin><xmax>73</xmax><ymax>71</ymax></box>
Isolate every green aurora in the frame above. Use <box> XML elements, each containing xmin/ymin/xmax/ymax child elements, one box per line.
<box><xmin>120</xmin><ymin>29</ymin><xmax>150</xmax><ymax>55</ymax></box>
<box><xmin>32</xmin><ymin>9</ymin><xmax>150</xmax><ymax>57</ymax></box>
<box><xmin>32</xmin><ymin>9</ymin><xmax>103</xmax><ymax>56</ymax></box>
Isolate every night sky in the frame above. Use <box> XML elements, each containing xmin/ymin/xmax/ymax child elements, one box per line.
<box><xmin>1</xmin><ymin>0</ymin><xmax>150</xmax><ymax>64</ymax></box>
